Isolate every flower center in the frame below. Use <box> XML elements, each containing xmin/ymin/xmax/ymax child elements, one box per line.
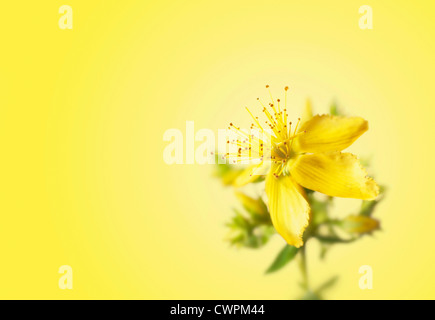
<box><xmin>224</xmin><ymin>85</ymin><xmax>306</xmax><ymax>179</ymax></box>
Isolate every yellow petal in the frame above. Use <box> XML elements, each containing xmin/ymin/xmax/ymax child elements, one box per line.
<box><xmin>294</xmin><ymin>115</ymin><xmax>368</xmax><ymax>153</ymax></box>
<box><xmin>265</xmin><ymin>167</ymin><xmax>310</xmax><ymax>247</ymax></box>
<box><xmin>234</xmin><ymin>191</ymin><xmax>268</xmax><ymax>217</ymax></box>
<box><xmin>233</xmin><ymin>161</ymin><xmax>270</xmax><ymax>187</ymax></box>
<box><xmin>289</xmin><ymin>152</ymin><xmax>379</xmax><ymax>200</ymax></box>
<box><xmin>339</xmin><ymin>215</ymin><xmax>380</xmax><ymax>234</ymax></box>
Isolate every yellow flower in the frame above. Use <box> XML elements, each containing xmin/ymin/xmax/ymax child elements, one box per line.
<box><xmin>226</xmin><ymin>86</ymin><xmax>379</xmax><ymax>248</ymax></box>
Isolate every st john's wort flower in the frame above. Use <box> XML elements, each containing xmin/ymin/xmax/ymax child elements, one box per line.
<box><xmin>225</xmin><ymin>86</ymin><xmax>379</xmax><ymax>248</ymax></box>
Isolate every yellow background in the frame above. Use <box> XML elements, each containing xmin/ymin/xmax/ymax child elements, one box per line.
<box><xmin>0</xmin><ymin>1</ymin><xmax>434</xmax><ymax>299</ymax></box>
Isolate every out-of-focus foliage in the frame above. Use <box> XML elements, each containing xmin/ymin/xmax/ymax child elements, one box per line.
<box><xmin>226</xmin><ymin>193</ymin><xmax>274</xmax><ymax>249</ymax></box>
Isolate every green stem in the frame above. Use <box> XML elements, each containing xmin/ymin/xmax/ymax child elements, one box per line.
<box><xmin>299</xmin><ymin>244</ymin><xmax>309</xmax><ymax>291</ymax></box>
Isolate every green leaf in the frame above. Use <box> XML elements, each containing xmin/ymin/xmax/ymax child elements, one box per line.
<box><xmin>360</xmin><ymin>200</ymin><xmax>378</xmax><ymax>217</ymax></box>
<box><xmin>315</xmin><ymin>276</ymin><xmax>339</xmax><ymax>296</ymax></box>
<box><xmin>309</xmin><ymin>196</ymin><xmax>330</xmax><ymax>226</ymax></box>
<box><xmin>329</xmin><ymin>101</ymin><xmax>341</xmax><ymax>116</ymax></box>
<box><xmin>360</xmin><ymin>185</ymin><xmax>386</xmax><ymax>217</ymax></box>
<box><xmin>265</xmin><ymin>245</ymin><xmax>299</xmax><ymax>274</ymax></box>
<box><xmin>300</xmin><ymin>290</ymin><xmax>321</xmax><ymax>300</ymax></box>
<box><xmin>315</xmin><ymin>235</ymin><xmax>356</xmax><ymax>244</ymax></box>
